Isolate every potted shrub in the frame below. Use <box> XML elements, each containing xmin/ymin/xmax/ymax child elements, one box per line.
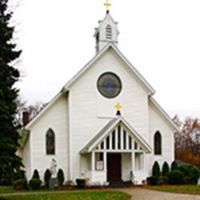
<box><xmin>76</xmin><ymin>178</ymin><xmax>86</xmax><ymax>189</ymax></box>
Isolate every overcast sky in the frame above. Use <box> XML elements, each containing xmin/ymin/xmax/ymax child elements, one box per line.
<box><xmin>10</xmin><ymin>0</ymin><xmax>200</xmax><ymax>119</ymax></box>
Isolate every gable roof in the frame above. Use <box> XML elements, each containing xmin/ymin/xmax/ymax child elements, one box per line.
<box><xmin>149</xmin><ymin>96</ymin><xmax>179</xmax><ymax>132</ymax></box>
<box><xmin>80</xmin><ymin>116</ymin><xmax>152</xmax><ymax>154</ymax></box>
<box><xmin>24</xmin><ymin>91</ymin><xmax>64</xmax><ymax>129</ymax></box>
<box><xmin>20</xmin><ymin>129</ymin><xmax>30</xmax><ymax>149</ymax></box>
<box><xmin>63</xmin><ymin>43</ymin><xmax>155</xmax><ymax>94</ymax></box>
<box><xmin>24</xmin><ymin>44</ymin><xmax>155</xmax><ymax>130</ymax></box>
<box><xmin>100</xmin><ymin>12</ymin><xmax>118</xmax><ymax>25</ymax></box>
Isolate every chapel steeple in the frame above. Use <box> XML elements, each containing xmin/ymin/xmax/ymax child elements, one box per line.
<box><xmin>94</xmin><ymin>1</ymin><xmax>119</xmax><ymax>53</ymax></box>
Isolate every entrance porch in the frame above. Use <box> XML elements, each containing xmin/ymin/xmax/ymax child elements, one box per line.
<box><xmin>80</xmin><ymin>117</ymin><xmax>152</xmax><ymax>185</ymax></box>
<box><xmin>81</xmin><ymin>148</ymin><xmax>147</xmax><ymax>185</ymax></box>
<box><xmin>82</xmin><ymin>145</ymin><xmax>147</xmax><ymax>185</ymax></box>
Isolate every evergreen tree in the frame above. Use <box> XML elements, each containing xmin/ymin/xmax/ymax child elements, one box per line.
<box><xmin>162</xmin><ymin>162</ymin><xmax>169</xmax><ymax>176</ymax></box>
<box><xmin>0</xmin><ymin>0</ymin><xmax>22</xmax><ymax>185</ymax></box>
<box><xmin>32</xmin><ymin>170</ymin><xmax>40</xmax><ymax>179</ymax></box>
<box><xmin>57</xmin><ymin>169</ymin><xmax>65</xmax><ymax>187</ymax></box>
<box><xmin>171</xmin><ymin>161</ymin><xmax>178</xmax><ymax>171</ymax></box>
<box><xmin>152</xmin><ymin>161</ymin><xmax>160</xmax><ymax>177</ymax></box>
<box><xmin>44</xmin><ymin>169</ymin><xmax>51</xmax><ymax>188</ymax></box>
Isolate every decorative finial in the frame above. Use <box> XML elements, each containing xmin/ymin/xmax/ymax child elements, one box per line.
<box><xmin>115</xmin><ymin>103</ymin><xmax>122</xmax><ymax>116</ymax></box>
<box><xmin>104</xmin><ymin>0</ymin><xmax>111</xmax><ymax>12</ymax></box>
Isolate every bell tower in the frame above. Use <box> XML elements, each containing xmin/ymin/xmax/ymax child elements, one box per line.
<box><xmin>94</xmin><ymin>1</ymin><xmax>119</xmax><ymax>53</ymax></box>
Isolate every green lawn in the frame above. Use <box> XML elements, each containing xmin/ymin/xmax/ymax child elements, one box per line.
<box><xmin>0</xmin><ymin>190</ymin><xmax>130</xmax><ymax>200</ymax></box>
<box><xmin>147</xmin><ymin>185</ymin><xmax>200</xmax><ymax>195</ymax></box>
<box><xmin>0</xmin><ymin>187</ymin><xmax>15</xmax><ymax>194</ymax></box>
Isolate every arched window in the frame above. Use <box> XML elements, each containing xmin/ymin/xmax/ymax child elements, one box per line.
<box><xmin>154</xmin><ymin>131</ymin><xmax>162</xmax><ymax>155</ymax></box>
<box><xmin>106</xmin><ymin>25</ymin><xmax>112</xmax><ymax>40</ymax></box>
<box><xmin>46</xmin><ymin>129</ymin><xmax>55</xmax><ymax>155</ymax></box>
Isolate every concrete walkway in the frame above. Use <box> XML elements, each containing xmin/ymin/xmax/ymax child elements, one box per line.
<box><xmin>121</xmin><ymin>188</ymin><xmax>200</xmax><ymax>200</ymax></box>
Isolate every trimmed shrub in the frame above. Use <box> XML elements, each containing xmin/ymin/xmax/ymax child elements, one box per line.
<box><xmin>183</xmin><ymin>176</ymin><xmax>192</xmax><ymax>185</ymax></box>
<box><xmin>179</xmin><ymin>164</ymin><xmax>200</xmax><ymax>184</ymax></box>
<box><xmin>13</xmin><ymin>178</ymin><xmax>27</xmax><ymax>190</ymax></box>
<box><xmin>44</xmin><ymin>169</ymin><xmax>51</xmax><ymax>188</ymax></box>
<box><xmin>147</xmin><ymin>176</ymin><xmax>158</xmax><ymax>185</ymax></box>
<box><xmin>32</xmin><ymin>170</ymin><xmax>40</xmax><ymax>179</ymax></box>
<box><xmin>152</xmin><ymin>161</ymin><xmax>160</xmax><ymax>177</ymax></box>
<box><xmin>76</xmin><ymin>179</ymin><xmax>86</xmax><ymax>189</ymax></box>
<box><xmin>171</xmin><ymin>161</ymin><xmax>178</xmax><ymax>171</ymax></box>
<box><xmin>168</xmin><ymin>170</ymin><xmax>184</xmax><ymax>185</ymax></box>
<box><xmin>158</xmin><ymin>176</ymin><xmax>169</xmax><ymax>185</ymax></box>
<box><xmin>57</xmin><ymin>169</ymin><xmax>65</xmax><ymax>187</ymax></box>
<box><xmin>29</xmin><ymin>169</ymin><xmax>41</xmax><ymax>190</ymax></box>
<box><xmin>162</xmin><ymin>162</ymin><xmax>169</xmax><ymax>176</ymax></box>
<box><xmin>29</xmin><ymin>178</ymin><xmax>42</xmax><ymax>190</ymax></box>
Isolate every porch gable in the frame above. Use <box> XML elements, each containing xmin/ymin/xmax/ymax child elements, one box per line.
<box><xmin>80</xmin><ymin>117</ymin><xmax>152</xmax><ymax>154</ymax></box>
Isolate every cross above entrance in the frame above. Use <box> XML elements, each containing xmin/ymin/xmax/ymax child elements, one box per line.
<box><xmin>115</xmin><ymin>102</ymin><xmax>122</xmax><ymax>111</ymax></box>
<box><xmin>115</xmin><ymin>103</ymin><xmax>122</xmax><ymax>116</ymax></box>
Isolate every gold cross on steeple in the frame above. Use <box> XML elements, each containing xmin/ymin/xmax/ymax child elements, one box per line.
<box><xmin>104</xmin><ymin>0</ymin><xmax>111</xmax><ymax>11</ymax></box>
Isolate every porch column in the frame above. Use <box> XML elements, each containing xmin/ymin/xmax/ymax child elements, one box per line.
<box><xmin>131</xmin><ymin>151</ymin><xmax>135</xmax><ymax>183</ymax></box>
<box><xmin>141</xmin><ymin>152</ymin><xmax>145</xmax><ymax>170</ymax></box>
<box><xmin>103</xmin><ymin>151</ymin><xmax>107</xmax><ymax>172</ymax></box>
<box><xmin>91</xmin><ymin>151</ymin><xmax>95</xmax><ymax>171</ymax></box>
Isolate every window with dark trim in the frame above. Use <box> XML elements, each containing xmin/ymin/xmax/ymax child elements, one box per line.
<box><xmin>46</xmin><ymin>129</ymin><xmax>55</xmax><ymax>155</ymax></box>
<box><xmin>95</xmin><ymin>153</ymin><xmax>104</xmax><ymax>171</ymax></box>
<box><xmin>154</xmin><ymin>131</ymin><xmax>162</xmax><ymax>155</ymax></box>
<box><xmin>97</xmin><ymin>72</ymin><xmax>122</xmax><ymax>99</ymax></box>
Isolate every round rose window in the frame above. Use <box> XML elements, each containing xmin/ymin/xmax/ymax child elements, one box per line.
<box><xmin>97</xmin><ymin>72</ymin><xmax>122</xmax><ymax>98</ymax></box>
